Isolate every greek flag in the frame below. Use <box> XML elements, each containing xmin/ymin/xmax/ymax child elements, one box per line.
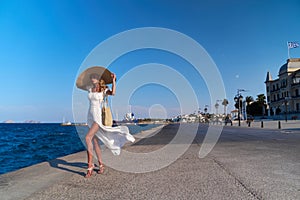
<box><xmin>288</xmin><ymin>41</ymin><xmax>299</xmax><ymax>49</ymax></box>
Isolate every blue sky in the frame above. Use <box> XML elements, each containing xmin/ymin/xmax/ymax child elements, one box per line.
<box><xmin>1</xmin><ymin>0</ymin><xmax>300</xmax><ymax>122</ymax></box>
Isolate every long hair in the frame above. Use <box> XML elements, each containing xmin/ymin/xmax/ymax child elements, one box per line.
<box><xmin>97</xmin><ymin>79</ymin><xmax>107</xmax><ymax>92</ymax></box>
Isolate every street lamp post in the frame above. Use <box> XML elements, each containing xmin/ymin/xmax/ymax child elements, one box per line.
<box><xmin>284</xmin><ymin>97</ymin><xmax>290</xmax><ymax>122</ymax></box>
<box><xmin>234</xmin><ymin>89</ymin><xmax>245</xmax><ymax>126</ymax></box>
<box><xmin>204</xmin><ymin>105</ymin><xmax>209</xmax><ymax>123</ymax></box>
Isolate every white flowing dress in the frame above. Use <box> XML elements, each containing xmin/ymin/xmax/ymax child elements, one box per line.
<box><xmin>87</xmin><ymin>87</ymin><xmax>135</xmax><ymax>155</ymax></box>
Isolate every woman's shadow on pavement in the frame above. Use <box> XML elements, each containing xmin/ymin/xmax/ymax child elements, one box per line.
<box><xmin>48</xmin><ymin>158</ymin><xmax>86</xmax><ymax>176</ymax></box>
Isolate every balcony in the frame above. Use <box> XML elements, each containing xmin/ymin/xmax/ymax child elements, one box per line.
<box><xmin>291</xmin><ymin>95</ymin><xmax>300</xmax><ymax>99</ymax></box>
<box><xmin>280</xmin><ymin>85</ymin><xmax>287</xmax><ymax>89</ymax></box>
<box><xmin>270</xmin><ymin>88</ymin><xmax>281</xmax><ymax>92</ymax></box>
<box><xmin>270</xmin><ymin>97</ymin><xmax>285</xmax><ymax>103</ymax></box>
<box><xmin>291</xmin><ymin>82</ymin><xmax>300</xmax><ymax>87</ymax></box>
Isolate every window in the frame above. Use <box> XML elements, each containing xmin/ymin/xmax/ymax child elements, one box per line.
<box><xmin>296</xmin><ymin>89</ymin><xmax>299</xmax><ymax>97</ymax></box>
<box><xmin>293</xmin><ymin>77</ymin><xmax>300</xmax><ymax>84</ymax></box>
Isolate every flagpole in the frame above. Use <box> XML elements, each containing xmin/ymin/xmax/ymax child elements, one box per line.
<box><xmin>287</xmin><ymin>42</ymin><xmax>290</xmax><ymax>59</ymax></box>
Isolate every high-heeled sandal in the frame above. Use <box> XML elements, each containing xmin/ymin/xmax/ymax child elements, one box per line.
<box><xmin>97</xmin><ymin>163</ymin><xmax>105</xmax><ymax>174</ymax></box>
<box><xmin>85</xmin><ymin>165</ymin><xmax>94</xmax><ymax>178</ymax></box>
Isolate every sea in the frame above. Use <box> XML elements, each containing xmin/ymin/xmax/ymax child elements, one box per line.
<box><xmin>0</xmin><ymin>123</ymin><xmax>160</xmax><ymax>175</ymax></box>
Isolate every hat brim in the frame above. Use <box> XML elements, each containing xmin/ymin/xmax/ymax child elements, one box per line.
<box><xmin>76</xmin><ymin>66</ymin><xmax>113</xmax><ymax>91</ymax></box>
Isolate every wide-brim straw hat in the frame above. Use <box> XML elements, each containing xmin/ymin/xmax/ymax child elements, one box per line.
<box><xmin>76</xmin><ymin>66</ymin><xmax>113</xmax><ymax>91</ymax></box>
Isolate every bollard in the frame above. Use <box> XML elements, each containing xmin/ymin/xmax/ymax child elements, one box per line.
<box><xmin>278</xmin><ymin>121</ymin><xmax>281</xmax><ymax>129</ymax></box>
<box><xmin>248</xmin><ymin>121</ymin><xmax>251</xmax><ymax>127</ymax></box>
<box><xmin>261</xmin><ymin>121</ymin><xmax>264</xmax><ymax>128</ymax></box>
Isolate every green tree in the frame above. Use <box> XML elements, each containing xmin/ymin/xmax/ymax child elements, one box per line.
<box><xmin>245</xmin><ymin>96</ymin><xmax>254</xmax><ymax>114</ymax></box>
<box><xmin>256</xmin><ymin>94</ymin><xmax>266</xmax><ymax>105</ymax></box>
<box><xmin>222</xmin><ymin>99</ymin><xmax>229</xmax><ymax>114</ymax></box>
<box><xmin>247</xmin><ymin>94</ymin><xmax>267</xmax><ymax>116</ymax></box>
<box><xmin>215</xmin><ymin>102</ymin><xmax>219</xmax><ymax>114</ymax></box>
<box><xmin>247</xmin><ymin>102</ymin><xmax>261</xmax><ymax>116</ymax></box>
<box><xmin>256</xmin><ymin>94</ymin><xmax>266</xmax><ymax>116</ymax></box>
<box><xmin>245</xmin><ymin>96</ymin><xmax>254</xmax><ymax>105</ymax></box>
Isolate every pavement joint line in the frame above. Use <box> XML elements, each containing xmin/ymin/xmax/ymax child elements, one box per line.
<box><xmin>194</xmin><ymin>133</ymin><xmax>261</xmax><ymax>200</ymax></box>
<box><xmin>212</xmin><ymin>158</ymin><xmax>262</xmax><ymax>200</ymax></box>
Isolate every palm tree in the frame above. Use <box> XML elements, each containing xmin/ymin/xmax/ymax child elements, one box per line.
<box><xmin>222</xmin><ymin>99</ymin><xmax>229</xmax><ymax>115</ymax></box>
<box><xmin>245</xmin><ymin>96</ymin><xmax>254</xmax><ymax>105</ymax></box>
<box><xmin>245</xmin><ymin>96</ymin><xmax>254</xmax><ymax>114</ymax></box>
<box><xmin>215</xmin><ymin>102</ymin><xmax>219</xmax><ymax>114</ymax></box>
<box><xmin>256</xmin><ymin>94</ymin><xmax>266</xmax><ymax>104</ymax></box>
<box><xmin>256</xmin><ymin>94</ymin><xmax>266</xmax><ymax>116</ymax></box>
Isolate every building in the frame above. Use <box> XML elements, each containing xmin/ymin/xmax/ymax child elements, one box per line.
<box><xmin>265</xmin><ymin>58</ymin><xmax>300</xmax><ymax>116</ymax></box>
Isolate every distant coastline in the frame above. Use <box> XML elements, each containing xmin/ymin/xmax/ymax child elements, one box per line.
<box><xmin>2</xmin><ymin>120</ymin><xmax>41</xmax><ymax>124</ymax></box>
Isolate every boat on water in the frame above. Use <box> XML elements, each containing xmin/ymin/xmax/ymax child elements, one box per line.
<box><xmin>61</xmin><ymin>117</ymin><xmax>71</xmax><ymax>126</ymax></box>
<box><xmin>60</xmin><ymin>117</ymin><xmax>88</xmax><ymax>126</ymax></box>
<box><xmin>60</xmin><ymin>121</ymin><xmax>88</xmax><ymax>126</ymax></box>
<box><xmin>61</xmin><ymin>121</ymin><xmax>72</xmax><ymax>126</ymax></box>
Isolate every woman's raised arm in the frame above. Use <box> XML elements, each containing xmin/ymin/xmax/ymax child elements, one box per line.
<box><xmin>106</xmin><ymin>73</ymin><xmax>116</xmax><ymax>96</ymax></box>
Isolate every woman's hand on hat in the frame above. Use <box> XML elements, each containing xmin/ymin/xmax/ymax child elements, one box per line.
<box><xmin>111</xmin><ymin>73</ymin><xmax>116</xmax><ymax>81</ymax></box>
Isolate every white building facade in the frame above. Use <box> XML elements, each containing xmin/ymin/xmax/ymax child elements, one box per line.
<box><xmin>265</xmin><ymin>58</ymin><xmax>300</xmax><ymax>116</ymax></box>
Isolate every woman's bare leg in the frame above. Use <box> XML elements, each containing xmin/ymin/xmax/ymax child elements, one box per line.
<box><xmin>93</xmin><ymin>137</ymin><xmax>103</xmax><ymax>164</ymax></box>
<box><xmin>93</xmin><ymin>137</ymin><xmax>105</xmax><ymax>174</ymax></box>
<box><xmin>85</xmin><ymin>122</ymin><xmax>99</xmax><ymax>177</ymax></box>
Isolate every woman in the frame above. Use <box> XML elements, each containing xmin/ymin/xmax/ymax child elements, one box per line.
<box><xmin>85</xmin><ymin>73</ymin><xmax>135</xmax><ymax>178</ymax></box>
